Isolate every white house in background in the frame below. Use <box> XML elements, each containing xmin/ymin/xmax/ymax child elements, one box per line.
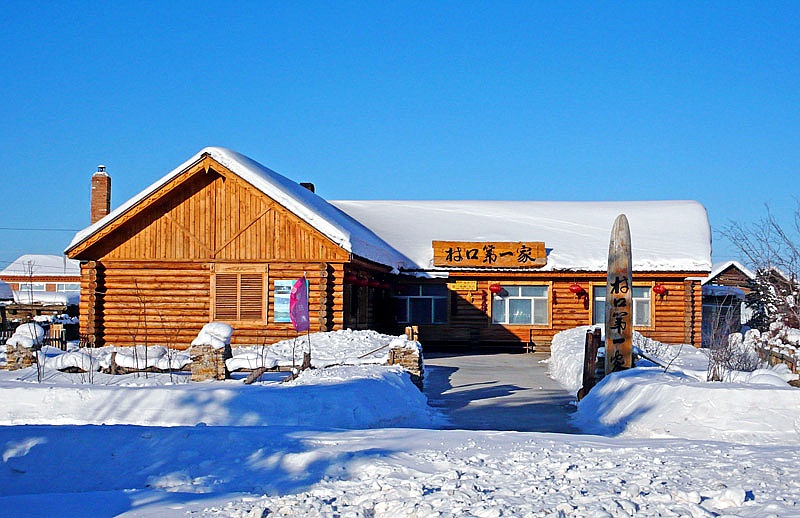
<box><xmin>0</xmin><ymin>254</ymin><xmax>81</xmax><ymax>306</ymax></box>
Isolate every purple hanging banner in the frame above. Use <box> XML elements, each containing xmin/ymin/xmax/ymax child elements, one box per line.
<box><xmin>289</xmin><ymin>276</ymin><xmax>310</xmax><ymax>332</ymax></box>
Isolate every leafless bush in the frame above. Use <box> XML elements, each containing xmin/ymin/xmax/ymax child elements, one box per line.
<box><xmin>722</xmin><ymin>203</ymin><xmax>800</xmax><ymax>330</ymax></box>
<box><xmin>705</xmin><ymin>333</ymin><xmax>761</xmax><ymax>381</ymax></box>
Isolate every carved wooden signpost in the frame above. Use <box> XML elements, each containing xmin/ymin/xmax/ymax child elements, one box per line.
<box><xmin>605</xmin><ymin>214</ymin><xmax>633</xmax><ymax>374</ymax></box>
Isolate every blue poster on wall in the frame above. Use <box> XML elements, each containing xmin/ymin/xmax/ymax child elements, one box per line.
<box><xmin>274</xmin><ymin>280</ymin><xmax>294</xmax><ymax>323</ymax></box>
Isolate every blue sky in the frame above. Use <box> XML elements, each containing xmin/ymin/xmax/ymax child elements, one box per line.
<box><xmin>1</xmin><ymin>2</ymin><xmax>798</xmax><ymax>270</ymax></box>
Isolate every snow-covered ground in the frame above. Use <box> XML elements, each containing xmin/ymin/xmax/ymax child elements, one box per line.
<box><xmin>1</xmin><ymin>328</ymin><xmax>799</xmax><ymax>516</ymax></box>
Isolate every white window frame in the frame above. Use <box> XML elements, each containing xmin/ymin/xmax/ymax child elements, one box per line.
<box><xmin>592</xmin><ymin>284</ymin><xmax>653</xmax><ymax>328</ymax></box>
<box><xmin>491</xmin><ymin>284</ymin><xmax>550</xmax><ymax>326</ymax></box>
<box><xmin>18</xmin><ymin>282</ymin><xmax>47</xmax><ymax>292</ymax></box>
<box><xmin>56</xmin><ymin>282</ymin><xmax>81</xmax><ymax>292</ymax></box>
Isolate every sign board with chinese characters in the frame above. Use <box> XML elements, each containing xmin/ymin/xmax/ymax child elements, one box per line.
<box><xmin>448</xmin><ymin>280</ymin><xmax>478</xmax><ymax>291</ymax></box>
<box><xmin>604</xmin><ymin>214</ymin><xmax>633</xmax><ymax>373</ymax></box>
<box><xmin>432</xmin><ymin>241</ymin><xmax>546</xmax><ymax>268</ymax></box>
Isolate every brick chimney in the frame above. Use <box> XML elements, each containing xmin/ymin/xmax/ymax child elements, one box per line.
<box><xmin>91</xmin><ymin>165</ymin><xmax>111</xmax><ymax>224</ymax></box>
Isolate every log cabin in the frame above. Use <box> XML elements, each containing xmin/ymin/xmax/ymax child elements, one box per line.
<box><xmin>701</xmin><ymin>261</ymin><xmax>755</xmax><ymax>347</ymax></box>
<box><xmin>66</xmin><ymin>147</ymin><xmax>712</xmax><ymax>350</ymax></box>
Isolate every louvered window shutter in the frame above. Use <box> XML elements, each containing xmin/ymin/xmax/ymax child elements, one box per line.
<box><xmin>214</xmin><ymin>272</ymin><xmax>265</xmax><ymax>321</ymax></box>
<box><xmin>215</xmin><ymin>273</ymin><xmax>239</xmax><ymax>320</ymax></box>
<box><xmin>239</xmin><ymin>274</ymin><xmax>264</xmax><ymax>320</ymax></box>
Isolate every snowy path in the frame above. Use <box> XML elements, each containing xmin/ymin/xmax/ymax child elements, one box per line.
<box><xmin>423</xmin><ymin>352</ymin><xmax>578</xmax><ymax>433</ymax></box>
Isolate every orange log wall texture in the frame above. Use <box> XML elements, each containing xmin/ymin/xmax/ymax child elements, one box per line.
<box><xmin>407</xmin><ymin>274</ymin><xmax>703</xmax><ymax>350</ymax></box>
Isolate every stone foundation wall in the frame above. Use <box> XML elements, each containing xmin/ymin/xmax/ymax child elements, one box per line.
<box><xmin>388</xmin><ymin>346</ymin><xmax>424</xmax><ymax>390</ymax></box>
<box><xmin>189</xmin><ymin>344</ymin><xmax>232</xmax><ymax>381</ymax></box>
<box><xmin>6</xmin><ymin>344</ymin><xmax>36</xmax><ymax>371</ymax></box>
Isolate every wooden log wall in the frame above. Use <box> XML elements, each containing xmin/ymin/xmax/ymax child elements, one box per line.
<box><xmin>99</xmin><ymin>261</ymin><xmax>210</xmax><ymax>349</ymax></box>
<box><xmin>91</xmin><ymin>260</ymin><xmax>346</xmax><ymax>349</ymax></box>
<box><xmin>79</xmin><ymin>261</ymin><xmax>104</xmax><ymax>347</ymax></box>
<box><xmin>407</xmin><ymin>274</ymin><xmax>705</xmax><ymax>349</ymax></box>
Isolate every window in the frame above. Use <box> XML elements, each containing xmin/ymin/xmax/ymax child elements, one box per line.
<box><xmin>393</xmin><ymin>284</ymin><xmax>448</xmax><ymax>324</ymax></box>
<box><xmin>592</xmin><ymin>285</ymin><xmax>651</xmax><ymax>327</ymax></box>
<box><xmin>18</xmin><ymin>282</ymin><xmax>46</xmax><ymax>291</ymax></box>
<box><xmin>492</xmin><ymin>285</ymin><xmax>549</xmax><ymax>325</ymax></box>
<box><xmin>56</xmin><ymin>283</ymin><xmax>80</xmax><ymax>292</ymax></box>
<box><xmin>213</xmin><ymin>272</ymin><xmax>265</xmax><ymax>321</ymax></box>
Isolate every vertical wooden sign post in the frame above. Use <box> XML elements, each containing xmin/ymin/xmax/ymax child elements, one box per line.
<box><xmin>605</xmin><ymin>214</ymin><xmax>633</xmax><ymax>374</ymax></box>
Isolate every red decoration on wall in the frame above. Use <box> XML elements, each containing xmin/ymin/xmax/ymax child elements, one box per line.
<box><xmin>489</xmin><ymin>283</ymin><xmax>503</xmax><ymax>294</ymax></box>
<box><xmin>344</xmin><ymin>273</ymin><xmax>358</xmax><ymax>284</ymax></box>
<box><xmin>568</xmin><ymin>283</ymin><xmax>585</xmax><ymax>295</ymax></box>
<box><xmin>653</xmin><ymin>284</ymin><xmax>667</xmax><ymax>295</ymax></box>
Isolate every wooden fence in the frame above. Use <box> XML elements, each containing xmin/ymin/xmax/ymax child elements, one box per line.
<box><xmin>756</xmin><ymin>345</ymin><xmax>798</xmax><ymax>373</ymax></box>
<box><xmin>0</xmin><ymin>323</ymin><xmax>79</xmax><ymax>351</ymax></box>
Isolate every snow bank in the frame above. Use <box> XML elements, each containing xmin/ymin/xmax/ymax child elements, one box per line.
<box><xmin>0</xmin><ymin>365</ymin><xmax>439</xmax><ymax>429</ymax></box>
<box><xmin>38</xmin><ymin>348</ymin><xmax>98</xmax><ymax>372</ymax></box>
<box><xmin>191</xmin><ymin>322</ymin><xmax>233</xmax><ymax>350</ymax></box>
<box><xmin>547</xmin><ymin>325</ymin><xmax>596</xmax><ymax>393</ymax></box>
<box><xmin>5</xmin><ymin>322</ymin><xmax>45</xmax><ymax>348</ymax></box>
<box><xmin>28</xmin><ymin>345</ymin><xmax>191</xmax><ymax>372</ymax></box>
<box><xmin>550</xmin><ymin>326</ymin><xmax>800</xmax><ymax>444</ymax></box>
<box><xmin>575</xmin><ymin>366</ymin><xmax>800</xmax><ymax>445</ymax></box>
<box><xmin>228</xmin><ymin>329</ymin><xmax>416</xmax><ymax>371</ymax></box>
<box><xmin>108</xmin><ymin>345</ymin><xmax>191</xmax><ymax>370</ymax></box>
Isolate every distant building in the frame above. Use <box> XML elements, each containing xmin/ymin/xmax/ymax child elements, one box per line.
<box><xmin>67</xmin><ymin>148</ymin><xmax>712</xmax><ymax>349</ymax></box>
<box><xmin>0</xmin><ymin>254</ymin><xmax>81</xmax><ymax>322</ymax></box>
<box><xmin>701</xmin><ymin>261</ymin><xmax>755</xmax><ymax>347</ymax></box>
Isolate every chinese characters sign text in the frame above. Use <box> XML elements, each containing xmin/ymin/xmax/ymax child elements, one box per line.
<box><xmin>432</xmin><ymin>241</ymin><xmax>546</xmax><ymax>268</ymax></box>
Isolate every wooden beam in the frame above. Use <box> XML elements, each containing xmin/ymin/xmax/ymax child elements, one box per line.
<box><xmin>213</xmin><ymin>207</ymin><xmax>272</xmax><ymax>257</ymax></box>
<box><xmin>162</xmin><ymin>211</ymin><xmax>214</xmax><ymax>256</ymax></box>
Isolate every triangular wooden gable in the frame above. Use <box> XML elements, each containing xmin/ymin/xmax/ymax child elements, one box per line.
<box><xmin>69</xmin><ymin>155</ymin><xmax>350</xmax><ymax>263</ymax></box>
<box><xmin>709</xmin><ymin>264</ymin><xmax>753</xmax><ymax>287</ymax></box>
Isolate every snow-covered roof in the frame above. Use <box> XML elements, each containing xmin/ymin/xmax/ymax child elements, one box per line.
<box><xmin>702</xmin><ymin>260</ymin><xmax>756</xmax><ymax>285</ymax></box>
<box><xmin>702</xmin><ymin>285</ymin><xmax>746</xmax><ymax>298</ymax></box>
<box><xmin>66</xmin><ymin>147</ymin><xmax>413</xmax><ymax>268</ymax></box>
<box><xmin>0</xmin><ymin>254</ymin><xmax>81</xmax><ymax>278</ymax></box>
<box><xmin>330</xmin><ymin>200</ymin><xmax>712</xmax><ymax>272</ymax></box>
<box><xmin>65</xmin><ymin>147</ymin><xmax>711</xmax><ymax>274</ymax></box>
